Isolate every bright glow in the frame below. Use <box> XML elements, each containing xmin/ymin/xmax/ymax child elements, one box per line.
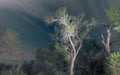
<box><xmin>0</xmin><ymin>0</ymin><xmax>34</xmax><ymax>8</ymax></box>
<box><xmin>0</xmin><ymin>0</ymin><xmax>19</xmax><ymax>6</ymax></box>
<box><xmin>0</xmin><ymin>0</ymin><xmax>44</xmax><ymax>18</ymax></box>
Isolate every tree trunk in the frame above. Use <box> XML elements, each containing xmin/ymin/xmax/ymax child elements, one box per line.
<box><xmin>102</xmin><ymin>24</ymin><xmax>111</xmax><ymax>56</ymax></box>
<box><xmin>70</xmin><ymin>55</ymin><xmax>76</xmax><ymax>75</ymax></box>
<box><xmin>106</xmin><ymin>29</ymin><xmax>111</xmax><ymax>56</ymax></box>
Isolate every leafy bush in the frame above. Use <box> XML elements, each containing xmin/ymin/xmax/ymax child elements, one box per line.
<box><xmin>1</xmin><ymin>65</ymin><xmax>26</xmax><ymax>75</ymax></box>
<box><xmin>105</xmin><ymin>51</ymin><xmax>120</xmax><ymax>75</ymax></box>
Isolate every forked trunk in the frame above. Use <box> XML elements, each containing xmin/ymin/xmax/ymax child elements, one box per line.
<box><xmin>102</xmin><ymin>24</ymin><xmax>111</xmax><ymax>56</ymax></box>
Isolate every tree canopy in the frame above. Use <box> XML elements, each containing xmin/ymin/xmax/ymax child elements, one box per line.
<box><xmin>106</xmin><ymin>0</ymin><xmax>120</xmax><ymax>31</ymax></box>
<box><xmin>45</xmin><ymin>7</ymin><xmax>96</xmax><ymax>75</ymax></box>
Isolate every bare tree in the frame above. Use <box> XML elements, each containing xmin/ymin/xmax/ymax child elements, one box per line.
<box><xmin>45</xmin><ymin>7</ymin><xmax>96</xmax><ymax>75</ymax></box>
<box><xmin>101</xmin><ymin>23</ymin><xmax>112</xmax><ymax>56</ymax></box>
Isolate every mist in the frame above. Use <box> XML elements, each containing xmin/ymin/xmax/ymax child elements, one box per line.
<box><xmin>0</xmin><ymin>0</ymin><xmax>109</xmax><ymax>19</ymax></box>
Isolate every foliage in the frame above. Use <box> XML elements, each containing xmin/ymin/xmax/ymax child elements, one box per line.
<box><xmin>105</xmin><ymin>51</ymin><xmax>120</xmax><ymax>75</ymax></box>
<box><xmin>3</xmin><ymin>27</ymin><xmax>20</xmax><ymax>48</ymax></box>
<box><xmin>75</xmin><ymin>39</ymin><xmax>106</xmax><ymax>75</ymax></box>
<box><xmin>46</xmin><ymin>7</ymin><xmax>96</xmax><ymax>60</ymax></box>
<box><xmin>1</xmin><ymin>65</ymin><xmax>26</xmax><ymax>75</ymax></box>
<box><xmin>104</xmin><ymin>3</ymin><xmax>120</xmax><ymax>75</ymax></box>
<box><xmin>46</xmin><ymin>7</ymin><xmax>96</xmax><ymax>42</ymax></box>
<box><xmin>35</xmin><ymin>47</ymin><xmax>67</xmax><ymax>75</ymax></box>
<box><xmin>45</xmin><ymin>7</ymin><xmax>96</xmax><ymax>75</ymax></box>
<box><xmin>106</xmin><ymin>0</ymin><xmax>120</xmax><ymax>31</ymax></box>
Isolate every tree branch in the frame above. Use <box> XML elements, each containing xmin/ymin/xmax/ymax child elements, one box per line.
<box><xmin>69</xmin><ymin>36</ymin><xmax>76</xmax><ymax>55</ymax></box>
<box><xmin>75</xmin><ymin>26</ymin><xmax>83</xmax><ymax>55</ymax></box>
<box><xmin>101</xmin><ymin>34</ymin><xmax>106</xmax><ymax>46</ymax></box>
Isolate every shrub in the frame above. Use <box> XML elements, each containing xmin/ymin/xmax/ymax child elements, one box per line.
<box><xmin>105</xmin><ymin>51</ymin><xmax>120</xmax><ymax>75</ymax></box>
<box><xmin>1</xmin><ymin>65</ymin><xmax>26</xmax><ymax>75</ymax></box>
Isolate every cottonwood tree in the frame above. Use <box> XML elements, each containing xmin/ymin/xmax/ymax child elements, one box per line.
<box><xmin>45</xmin><ymin>7</ymin><xmax>96</xmax><ymax>75</ymax></box>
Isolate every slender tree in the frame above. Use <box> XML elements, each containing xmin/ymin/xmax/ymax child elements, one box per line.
<box><xmin>101</xmin><ymin>23</ymin><xmax>112</xmax><ymax>56</ymax></box>
<box><xmin>102</xmin><ymin>0</ymin><xmax>120</xmax><ymax>56</ymax></box>
<box><xmin>45</xmin><ymin>7</ymin><xmax>96</xmax><ymax>75</ymax></box>
<box><xmin>102</xmin><ymin>1</ymin><xmax>120</xmax><ymax>74</ymax></box>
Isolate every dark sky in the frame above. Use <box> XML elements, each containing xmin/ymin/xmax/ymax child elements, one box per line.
<box><xmin>0</xmin><ymin>0</ymin><xmax>119</xmax><ymax>53</ymax></box>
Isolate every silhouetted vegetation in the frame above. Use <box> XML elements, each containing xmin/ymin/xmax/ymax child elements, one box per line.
<box><xmin>0</xmin><ymin>38</ymin><xmax>119</xmax><ymax>75</ymax></box>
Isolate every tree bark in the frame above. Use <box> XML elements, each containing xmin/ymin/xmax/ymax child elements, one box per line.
<box><xmin>102</xmin><ymin>24</ymin><xmax>111</xmax><ymax>56</ymax></box>
<box><xmin>106</xmin><ymin>29</ymin><xmax>111</xmax><ymax>56</ymax></box>
<box><xmin>69</xmin><ymin>36</ymin><xmax>77</xmax><ymax>75</ymax></box>
<box><xmin>70</xmin><ymin>55</ymin><xmax>76</xmax><ymax>75</ymax></box>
